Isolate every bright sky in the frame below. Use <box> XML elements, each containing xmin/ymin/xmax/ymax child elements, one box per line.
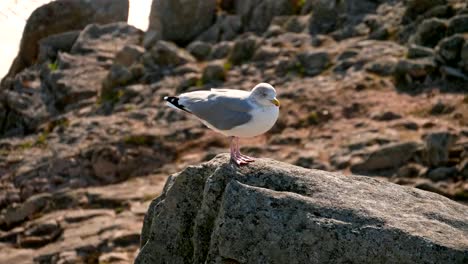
<box><xmin>0</xmin><ymin>0</ymin><xmax>152</xmax><ymax>78</ymax></box>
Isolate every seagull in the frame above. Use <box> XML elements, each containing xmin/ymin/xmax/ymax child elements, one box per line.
<box><xmin>164</xmin><ymin>83</ymin><xmax>280</xmax><ymax>165</ymax></box>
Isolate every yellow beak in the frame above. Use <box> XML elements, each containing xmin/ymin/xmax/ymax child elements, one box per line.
<box><xmin>271</xmin><ymin>98</ymin><xmax>280</xmax><ymax>107</ymax></box>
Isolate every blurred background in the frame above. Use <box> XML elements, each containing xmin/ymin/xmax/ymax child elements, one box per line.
<box><xmin>0</xmin><ymin>0</ymin><xmax>151</xmax><ymax>77</ymax></box>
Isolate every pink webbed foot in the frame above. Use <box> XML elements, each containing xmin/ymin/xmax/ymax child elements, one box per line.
<box><xmin>230</xmin><ymin>137</ymin><xmax>255</xmax><ymax>166</ymax></box>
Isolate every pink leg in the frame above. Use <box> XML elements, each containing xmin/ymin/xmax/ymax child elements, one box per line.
<box><xmin>230</xmin><ymin>137</ymin><xmax>248</xmax><ymax>166</ymax></box>
<box><xmin>232</xmin><ymin>137</ymin><xmax>255</xmax><ymax>164</ymax></box>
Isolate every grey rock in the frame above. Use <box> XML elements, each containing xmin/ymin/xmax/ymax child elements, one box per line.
<box><xmin>252</xmin><ymin>46</ymin><xmax>281</xmax><ymax>62</ymax></box>
<box><xmin>101</xmin><ymin>64</ymin><xmax>133</xmax><ymax>95</ymax></box>
<box><xmin>397</xmin><ymin>163</ymin><xmax>426</xmax><ymax>178</ymax></box>
<box><xmin>284</xmin><ymin>15</ymin><xmax>309</xmax><ymax>33</ymax></box>
<box><xmin>197</xmin><ymin>15</ymin><xmax>242</xmax><ymax>43</ymax></box>
<box><xmin>147</xmin><ymin>0</ymin><xmax>216</xmax><ymax>45</ymax></box>
<box><xmin>46</xmin><ymin>54</ymin><xmax>108</xmax><ymax>110</ymax></box>
<box><xmin>407</xmin><ymin>44</ymin><xmax>435</xmax><ymax>59</ymax></box>
<box><xmin>430</xmin><ymin>100</ymin><xmax>455</xmax><ymax>115</ymax></box>
<box><xmin>114</xmin><ymin>45</ymin><xmax>145</xmax><ymax>67</ymax></box>
<box><xmin>202</xmin><ymin>61</ymin><xmax>226</xmax><ymax>84</ymax></box>
<box><xmin>337</xmin><ymin>49</ymin><xmax>359</xmax><ymax>61</ymax></box>
<box><xmin>461</xmin><ymin>41</ymin><xmax>468</xmax><ymax>73</ymax></box>
<box><xmin>136</xmin><ymin>154</ymin><xmax>468</xmax><ymax>264</ymax></box>
<box><xmin>411</xmin><ymin>18</ymin><xmax>447</xmax><ymax>48</ymax></box>
<box><xmin>149</xmin><ymin>41</ymin><xmax>196</xmax><ymax>67</ymax></box>
<box><xmin>235</xmin><ymin>0</ymin><xmax>296</xmax><ymax>34</ymax></box>
<box><xmin>308</xmin><ymin>0</ymin><xmax>379</xmax><ymax>36</ymax></box>
<box><xmin>0</xmin><ymin>68</ymin><xmax>50</xmax><ymax>135</ymax></box>
<box><xmin>209</xmin><ymin>42</ymin><xmax>233</xmax><ymax>60</ymax></box>
<box><xmin>228</xmin><ymin>34</ymin><xmax>259</xmax><ymax>65</ymax></box>
<box><xmin>296</xmin><ymin>51</ymin><xmax>331</xmax><ymax>76</ymax></box>
<box><xmin>460</xmin><ymin>158</ymin><xmax>468</xmax><ymax>179</ymax></box>
<box><xmin>440</xmin><ymin>65</ymin><xmax>468</xmax><ymax>80</ymax></box>
<box><xmin>263</xmin><ymin>24</ymin><xmax>286</xmax><ymax>38</ymax></box>
<box><xmin>436</xmin><ymin>34</ymin><xmax>466</xmax><ymax>64</ymax></box>
<box><xmin>448</xmin><ymin>14</ymin><xmax>468</xmax><ymax>35</ymax></box>
<box><xmin>371</xmin><ymin>111</ymin><xmax>402</xmax><ymax>121</ymax></box>
<box><xmin>364</xmin><ymin>58</ymin><xmax>398</xmax><ymax>76</ymax></box>
<box><xmin>351</xmin><ymin>141</ymin><xmax>422</xmax><ymax>173</ymax></box>
<box><xmin>187</xmin><ymin>41</ymin><xmax>213</xmax><ymax>61</ymax></box>
<box><xmin>423</xmin><ymin>131</ymin><xmax>458</xmax><ymax>167</ymax></box>
<box><xmin>294</xmin><ymin>155</ymin><xmax>329</xmax><ymax>170</ymax></box>
<box><xmin>426</xmin><ymin>167</ymin><xmax>458</xmax><ymax>181</ymax></box>
<box><xmin>3</xmin><ymin>0</ymin><xmax>129</xmax><ymax>80</ymax></box>
<box><xmin>0</xmin><ymin>193</ymin><xmax>52</xmax><ymax>228</ymax></box>
<box><xmin>308</xmin><ymin>0</ymin><xmax>341</xmax><ymax>34</ymax></box>
<box><xmin>18</xmin><ymin>220</ymin><xmax>62</xmax><ymax>248</ymax></box>
<box><xmin>404</xmin><ymin>0</ymin><xmax>447</xmax><ymax>22</ymax></box>
<box><xmin>177</xmin><ymin>73</ymin><xmax>200</xmax><ymax>93</ymax></box>
<box><xmin>71</xmin><ymin>23</ymin><xmax>143</xmax><ymax>59</ymax></box>
<box><xmin>394</xmin><ymin>57</ymin><xmax>437</xmax><ymax>79</ymax></box>
<box><xmin>37</xmin><ymin>31</ymin><xmax>80</xmax><ymax>64</ymax></box>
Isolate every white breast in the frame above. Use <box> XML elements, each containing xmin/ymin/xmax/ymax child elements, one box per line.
<box><xmin>219</xmin><ymin>106</ymin><xmax>279</xmax><ymax>138</ymax></box>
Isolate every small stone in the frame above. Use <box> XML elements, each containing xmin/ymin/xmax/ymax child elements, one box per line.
<box><xmin>201</xmin><ymin>61</ymin><xmax>226</xmax><ymax>84</ymax></box>
<box><xmin>177</xmin><ymin>73</ymin><xmax>200</xmax><ymax>93</ymax></box>
<box><xmin>296</xmin><ymin>51</ymin><xmax>331</xmax><ymax>76</ymax></box>
<box><xmin>426</xmin><ymin>167</ymin><xmax>457</xmax><ymax>181</ymax></box>
<box><xmin>114</xmin><ymin>45</ymin><xmax>145</xmax><ymax>67</ymax></box>
<box><xmin>394</xmin><ymin>57</ymin><xmax>437</xmax><ymax>79</ymax></box>
<box><xmin>228</xmin><ymin>34</ymin><xmax>258</xmax><ymax>65</ymax></box>
<box><xmin>102</xmin><ymin>64</ymin><xmax>133</xmax><ymax>93</ymax></box>
<box><xmin>337</xmin><ymin>49</ymin><xmax>359</xmax><ymax>61</ymax></box>
<box><xmin>187</xmin><ymin>41</ymin><xmax>212</xmax><ymax>61</ymax></box>
<box><xmin>407</xmin><ymin>45</ymin><xmax>435</xmax><ymax>59</ymax></box>
<box><xmin>397</xmin><ymin>163</ymin><xmax>426</xmax><ymax>178</ymax></box>
<box><xmin>459</xmin><ymin>158</ymin><xmax>468</xmax><ymax>179</ymax></box>
<box><xmin>371</xmin><ymin>111</ymin><xmax>402</xmax><ymax>121</ymax></box>
<box><xmin>447</xmin><ymin>14</ymin><xmax>468</xmax><ymax>35</ymax></box>
<box><xmin>150</xmin><ymin>41</ymin><xmax>196</xmax><ymax>67</ymax></box>
<box><xmin>404</xmin><ymin>0</ymin><xmax>447</xmax><ymax>22</ymax></box>
<box><xmin>252</xmin><ymin>46</ymin><xmax>280</xmax><ymax>62</ymax></box>
<box><xmin>430</xmin><ymin>101</ymin><xmax>455</xmax><ymax>115</ymax></box>
<box><xmin>411</xmin><ymin>18</ymin><xmax>447</xmax><ymax>48</ymax></box>
<box><xmin>436</xmin><ymin>34</ymin><xmax>465</xmax><ymax>64</ymax></box>
<box><xmin>365</xmin><ymin>59</ymin><xmax>398</xmax><ymax>76</ymax></box>
<box><xmin>210</xmin><ymin>42</ymin><xmax>233</xmax><ymax>60</ymax></box>
<box><xmin>350</xmin><ymin>141</ymin><xmax>422</xmax><ymax>173</ymax></box>
<box><xmin>461</xmin><ymin>41</ymin><xmax>468</xmax><ymax>73</ymax></box>
<box><xmin>423</xmin><ymin>131</ymin><xmax>457</xmax><ymax>167</ymax></box>
<box><xmin>330</xmin><ymin>155</ymin><xmax>351</xmax><ymax>170</ymax></box>
<box><xmin>294</xmin><ymin>156</ymin><xmax>329</xmax><ymax>170</ymax></box>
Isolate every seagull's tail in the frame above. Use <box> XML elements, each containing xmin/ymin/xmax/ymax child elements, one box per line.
<box><xmin>164</xmin><ymin>96</ymin><xmax>191</xmax><ymax>113</ymax></box>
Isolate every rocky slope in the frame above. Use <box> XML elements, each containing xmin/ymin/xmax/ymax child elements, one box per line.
<box><xmin>136</xmin><ymin>154</ymin><xmax>468</xmax><ymax>264</ymax></box>
<box><xmin>0</xmin><ymin>0</ymin><xmax>467</xmax><ymax>263</ymax></box>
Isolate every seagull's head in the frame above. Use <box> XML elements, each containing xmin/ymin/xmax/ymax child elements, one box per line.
<box><xmin>250</xmin><ymin>83</ymin><xmax>280</xmax><ymax>107</ymax></box>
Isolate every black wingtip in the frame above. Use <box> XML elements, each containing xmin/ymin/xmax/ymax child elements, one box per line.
<box><xmin>164</xmin><ymin>96</ymin><xmax>191</xmax><ymax>113</ymax></box>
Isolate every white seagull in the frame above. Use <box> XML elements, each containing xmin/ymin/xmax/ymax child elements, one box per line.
<box><xmin>164</xmin><ymin>83</ymin><xmax>280</xmax><ymax>165</ymax></box>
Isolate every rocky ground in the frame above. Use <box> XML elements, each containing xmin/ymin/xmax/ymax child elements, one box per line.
<box><xmin>0</xmin><ymin>0</ymin><xmax>467</xmax><ymax>263</ymax></box>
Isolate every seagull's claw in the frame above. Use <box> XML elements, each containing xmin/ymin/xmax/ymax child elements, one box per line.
<box><xmin>231</xmin><ymin>154</ymin><xmax>254</xmax><ymax>166</ymax></box>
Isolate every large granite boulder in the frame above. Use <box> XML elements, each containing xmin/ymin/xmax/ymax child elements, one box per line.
<box><xmin>2</xmin><ymin>0</ymin><xmax>129</xmax><ymax>81</ymax></box>
<box><xmin>136</xmin><ymin>154</ymin><xmax>468</xmax><ymax>264</ymax></box>
<box><xmin>146</xmin><ymin>0</ymin><xmax>216</xmax><ymax>46</ymax></box>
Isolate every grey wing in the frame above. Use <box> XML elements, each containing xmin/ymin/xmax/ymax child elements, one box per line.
<box><xmin>180</xmin><ymin>92</ymin><xmax>253</xmax><ymax>130</ymax></box>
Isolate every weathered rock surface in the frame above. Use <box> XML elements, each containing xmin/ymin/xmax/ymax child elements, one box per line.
<box><xmin>235</xmin><ymin>0</ymin><xmax>296</xmax><ymax>34</ymax></box>
<box><xmin>136</xmin><ymin>155</ymin><xmax>468</xmax><ymax>264</ymax></box>
<box><xmin>147</xmin><ymin>0</ymin><xmax>216</xmax><ymax>45</ymax></box>
<box><xmin>2</xmin><ymin>0</ymin><xmax>129</xmax><ymax>80</ymax></box>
